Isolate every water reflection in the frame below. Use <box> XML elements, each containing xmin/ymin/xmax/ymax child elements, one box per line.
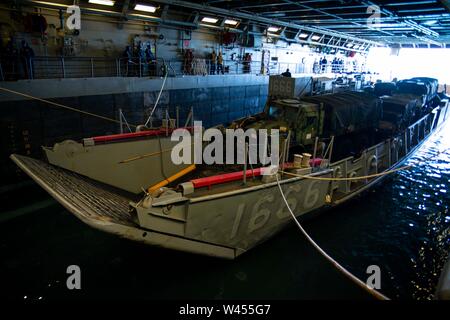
<box><xmin>376</xmin><ymin>122</ymin><xmax>449</xmax><ymax>299</ymax></box>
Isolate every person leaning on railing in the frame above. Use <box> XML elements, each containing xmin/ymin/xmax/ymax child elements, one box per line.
<box><xmin>144</xmin><ymin>44</ymin><xmax>156</xmax><ymax>77</ymax></box>
<box><xmin>122</xmin><ymin>46</ymin><xmax>133</xmax><ymax>77</ymax></box>
<box><xmin>1</xmin><ymin>39</ymin><xmax>19</xmax><ymax>80</ymax></box>
<box><xmin>217</xmin><ymin>52</ymin><xmax>224</xmax><ymax>75</ymax></box>
<box><xmin>210</xmin><ymin>50</ymin><xmax>217</xmax><ymax>75</ymax></box>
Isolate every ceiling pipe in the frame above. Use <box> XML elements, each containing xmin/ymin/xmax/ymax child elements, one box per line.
<box><xmin>362</xmin><ymin>0</ymin><xmax>440</xmax><ymax>38</ymax></box>
<box><xmin>150</xmin><ymin>0</ymin><xmax>382</xmax><ymax>46</ymax></box>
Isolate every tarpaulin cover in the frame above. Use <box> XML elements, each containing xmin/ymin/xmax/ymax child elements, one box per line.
<box><xmin>302</xmin><ymin>92</ymin><xmax>382</xmax><ymax>135</ymax></box>
<box><xmin>380</xmin><ymin>94</ymin><xmax>421</xmax><ymax>127</ymax></box>
<box><xmin>374</xmin><ymin>82</ymin><xmax>397</xmax><ymax>97</ymax></box>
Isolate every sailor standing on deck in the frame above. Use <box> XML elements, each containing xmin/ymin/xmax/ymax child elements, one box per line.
<box><xmin>217</xmin><ymin>52</ymin><xmax>224</xmax><ymax>75</ymax></box>
<box><xmin>281</xmin><ymin>68</ymin><xmax>291</xmax><ymax>77</ymax></box>
<box><xmin>210</xmin><ymin>50</ymin><xmax>217</xmax><ymax>75</ymax></box>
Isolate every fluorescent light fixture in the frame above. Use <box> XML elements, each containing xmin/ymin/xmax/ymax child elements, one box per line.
<box><xmin>346</xmin><ymin>43</ymin><xmax>354</xmax><ymax>48</ymax></box>
<box><xmin>202</xmin><ymin>17</ymin><xmax>218</xmax><ymax>23</ymax></box>
<box><xmin>88</xmin><ymin>0</ymin><xmax>115</xmax><ymax>6</ymax></box>
<box><xmin>311</xmin><ymin>35</ymin><xmax>321</xmax><ymax>41</ymax></box>
<box><xmin>423</xmin><ymin>20</ymin><xmax>438</xmax><ymax>26</ymax></box>
<box><xmin>267</xmin><ymin>26</ymin><xmax>280</xmax><ymax>33</ymax></box>
<box><xmin>134</xmin><ymin>4</ymin><xmax>157</xmax><ymax>13</ymax></box>
<box><xmin>224</xmin><ymin>19</ymin><xmax>239</xmax><ymax>26</ymax></box>
<box><xmin>299</xmin><ymin>33</ymin><xmax>309</xmax><ymax>39</ymax></box>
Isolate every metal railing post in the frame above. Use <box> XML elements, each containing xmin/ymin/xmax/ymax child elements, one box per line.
<box><xmin>29</xmin><ymin>58</ymin><xmax>34</xmax><ymax>80</ymax></box>
<box><xmin>139</xmin><ymin>58</ymin><xmax>142</xmax><ymax>77</ymax></box>
<box><xmin>90</xmin><ymin>58</ymin><xmax>94</xmax><ymax>77</ymax></box>
<box><xmin>61</xmin><ymin>56</ymin><xmax>66</xmax><ymax>78</ymax></box>
<box><xmin>119</xmin><ymin>108</ymin><xmax>123</xmax><ymax>134</ymax></box>
<box><xmin>116</xmin><ymin>58</ymin><xmax>119</xmax><ymax>77</ymax></box>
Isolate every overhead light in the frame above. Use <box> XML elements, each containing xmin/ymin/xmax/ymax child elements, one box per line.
<box><xmin>224</xmin><ymin>19</ymin><xmax>239</xmax><ymax>26</ymax></box>
<box><xmin>423</xmin><ymin>20</ymin><xmax>438</xmax><ymax>26</ymax></box>
<box><xmin>264</xmin><ymin>13</ymin><xmax>286</xmax><ymax>18</ymax></box>
<box><xmin>299</xmin><ymin>33</ymin><xmax>309</xmax><ymax>39</ymax></box>
<box><xmin>267</xmin><ymin>26</ymin><xmax>280</xmax><ymax>33</ymax></box>
<box><xmin>202</xmin><ymin>17</ymin><xmax>218</xmax><ymax>24</ymax></box>
<box><xmin>134</xmin><ymin>4</ymin><xmax>157</xmax><ymax>13</ymax></box>
<box><xmin>88</xmin><ymin>0</ymin><xmax>115</xmax><ymax>6</ymax></box>
<box><xmin>311</xmin><ymin>35</ymin><xmax>321</xmax><ymax>41</ymax></box>
<box><xmin>346</xmin><ymin>43</ymin><xmax>354</xmax><ymax>48</ymax></box>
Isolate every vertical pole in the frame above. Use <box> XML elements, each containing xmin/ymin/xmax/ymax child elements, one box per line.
<box><xmin>139</xmin><ymin>58</ymin><xmax>142</xmax><ymax>77</ymax></box>
<box><xmin>91</xmin><ymin>58</ymin><xmax>94</xmax><ymax>77</ymax></box>
<box><xmin>312</xmin><ymin>136</ymin><xmax>319</xmax><ymax>168</ymax></box>
<box><xmin>61</xmin><ymin>57</ymin><xmax>66</xmax><ymax>78</ymax></box>
<box><xmin>285</xmin><ymin>130</ymin><xmax>291</xmax><ymax>167</ymax></box>
<box><xmin>119</xmin><ymin>108</ymin><xmax>123</xmax><ymax>134</ymax></box>
<box><xmin>328</xmin><ymin>136</ymin><xmax>335</xmax><ymax>165</ymax></box>
<box><xmin>176</xmin><ymin>106</ymin><xmax>180</xmax><ymax>128</ymax></box>
<box><xmin>117</xmin><ymin>59</ymin><xmax>120</xmax><ymax>77</ymax></box>
<box><xmin>29</xmin><ymin>58</ymin><xmax>34</xmax><ymax>80</ymax></box>
<box><xmin>166</xmin><ymin>108</ymin><xmax>169</xmax><ymax>136</ymax></box>
<box><xmin>243</xmin><ymin>142</ymin><xmax>248</xmax><ymax>186</ymax></box>
<box><xmin>280</xmin><ymin>137</ymin><xmax>288</xmax><ymax>178</ymax></box>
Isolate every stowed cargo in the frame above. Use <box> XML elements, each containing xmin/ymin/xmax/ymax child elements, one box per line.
<box><xmin>397</xmin><ymin>77</ymin><xmax>439</xmax><ymax>103</ymax></box>
<box><xmin>374</xmin><ymin>82</ymin><xmax>397</xmax><ymax>97</ymax></box>
<box><xmin>380</xmin><ymin>94</ymin><xmax>423</xmax><ymax>131</ymax></box>
<box><xmin>301</xmin><ymin>92</ymin><xmax>382</xmax><ymax>137</ymax></box>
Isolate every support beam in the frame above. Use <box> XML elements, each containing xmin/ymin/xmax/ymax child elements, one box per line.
<box><xmin>117</xmin><ymin>0</ymin><xmax>130</xmax><ymax>30</ymax></box>
<box><xmin>440</xmin><ymin>0</ymin><xmax>450</xmax><ymax>12</ymax></box>
<box><xmin>280</xmin><ymin>0</ymin><xmax>396</xmax><ymax>37</ymax></box>
<box><xmin>362</xmin><ymin>0</ymin><xmax>439</xmax><ymax>37</ymax></box>
<box><xmin>152</xmin><ymin>0</ymin><xmax>382</xmax><ymax>46</ymax></box>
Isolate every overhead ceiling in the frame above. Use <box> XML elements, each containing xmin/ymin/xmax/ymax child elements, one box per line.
<box><xmin>9</xmin><ymin>0</ymin><xmax>450</xmax><ymax>49</ymax></box>
<box><xmin>160</xmin><ymin>0</ymin><xmax>450</xmax><ymax>47</ymax></box>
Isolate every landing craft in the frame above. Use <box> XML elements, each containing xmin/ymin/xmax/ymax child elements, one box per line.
<box><xmin>10</xmin><ymin>76</ymin><xmax>450</xmax><ymax>259</ymax></box>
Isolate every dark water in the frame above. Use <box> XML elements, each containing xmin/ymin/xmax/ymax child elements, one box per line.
<box><xmin>0</xmin><ymin>124</ymin><xmax>449</xmax><ymax>301</ymax></box>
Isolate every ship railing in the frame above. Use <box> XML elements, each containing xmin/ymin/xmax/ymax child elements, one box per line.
<box><xmin>0</xmin><ymin>55</ymin><xmax>356</xmax><ymax>81</ymax></box>
<box><xmin>329</xmin><ymin>107</ymin><xmax>442</xmax><ymax>199</ymax></box>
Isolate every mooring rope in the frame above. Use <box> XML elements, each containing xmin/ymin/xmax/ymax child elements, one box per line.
<box><xmin>0</xmin><ymin>87</ymin><xmax>137</xmax><ymax>128</ymax></box>
<box><xmin>144</xmin><ymin>70</ymin><xmax>169</xmax><ymax>127</ymax></box>
<box><xmin>275</xmin><ymin>173</ymin><xmax>391</xmax><ymax>300</ymax></box>
<box><xmin>282</xmin><ymin>165</ymin><xmax>411</xmax><ymax>181</ymax></box>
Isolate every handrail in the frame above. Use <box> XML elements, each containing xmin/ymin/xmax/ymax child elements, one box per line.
<box><xmin>0</xmin><ymin>55</ymin><xmax>366</xmax><ymax>81</ymax></box>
